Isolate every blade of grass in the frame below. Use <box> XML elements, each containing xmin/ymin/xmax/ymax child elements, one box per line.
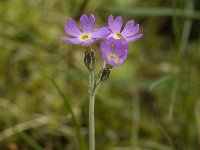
<box><xmin>157</xmin><ymin>124</ymin><xmax>175</xmax><ymax>150</ymax></box>
<box><xmin>168</xmin><ymin>0</ymin><xmax>180</xmax><ymax>122</ymax></box>
<box><xmin>131</xmin><ymin>94</ymin><xmax>140</xmax><ymax>149</ymax></box>
<box><xmin>50</xmin><ymin>78</ymin><xmax>86</xmax><ymax>150</ymax></box>
<box><xmin>179</xmin><ymin>0</ymin><xmax>194</xmax><ymax>54</ymax></box>
<box><xmin>0</xmin><ymin>17</ymin><xmax>57</xmax><ymax>52</ymax></box>
<box><xmin>17</xmin><ymin>132</ymin><xmax>44</xmax><ymax>150</ymax></box>
<box><xmin>0</xmin><ymin>116</ymin><xmax>49</xmax><ymax>142</ymax></box>
<box><xmin>0</xmin><ymin>117</ymin><xmax>45</xmax><ymax>150</ymax></box>
<box><xmin>149</xmin><ymin>75</ymin><xmax>174</xmax><ymax>91</ymax></box>
<box><xmin>169</xmin><ymin>0</ymin><xmax>194</xmax><ymax>121</ymax></box>
<box><xmin>178</xmin><ymin>0</ymin><xmax>195</xmax><ymax>148</ymax></box>
<box><xmin>101</xmin><ymin>6</ymin><xmax>200</xmax><ymax>20</ymax></box>
<box><xmin>168</xmin><ymin>70</ymin><xmax>179</xmax><ymax>121</ymax></box>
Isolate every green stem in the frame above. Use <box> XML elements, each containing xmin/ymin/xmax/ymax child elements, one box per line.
<box><xmin>89</xmin><ymin>92</ymin><xmax>95</xmax><ymax>150</ymax></box>
<box><xmin>89</xmin><ymin>74</ymin><xmax>95</xmax><ymax>150</ymax></box>
<box><xmin>89</xmin><ymin>76</ymin><xmax>101</xmax><ymax>150</ymax></box>
<box><xmin>89</xmin><ymin>71</ymin><xmax>94</xmax><ymax>93</ymax></box>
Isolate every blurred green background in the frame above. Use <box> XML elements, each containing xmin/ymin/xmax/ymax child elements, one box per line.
<box><xmin>0</xmin><ymin>0</ymin><xmax>200</xmax><ymax>150</ymax></box>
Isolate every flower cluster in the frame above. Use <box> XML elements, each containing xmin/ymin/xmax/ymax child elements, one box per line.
<box><xmin>61</xmin><ymin>14</ymin><xmax>142</xmax><ymax>79</ymax></box>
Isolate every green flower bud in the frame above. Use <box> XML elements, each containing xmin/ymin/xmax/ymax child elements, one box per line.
<box><xmin>84</xmin><ymin>48</ymin><xmax>95</xmax><ymax>72</ymax></box>
<box><xmin>98</xmin><ymin>65</ymin><xmax>113</xmax><ymax>81</ymax></box>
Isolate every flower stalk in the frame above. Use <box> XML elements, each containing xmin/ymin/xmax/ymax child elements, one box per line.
<box><xmin>88</xmin><ymin>74</ymin><xmax>103</xmax><ymax>150</ymax></box>
<box><xmin>89</xmin><ymin>85</ymin><xmax>95</xmax><ymax>150</ymax></box>
<box><xmin>61</xmin><ymin>13</ymin><xmax>143</xmax><ymax>150</ymax></box>
<box><xmin>89</xmin><ymin>75</ymin><xmax>98</xmax><ymax>150</ymax></box>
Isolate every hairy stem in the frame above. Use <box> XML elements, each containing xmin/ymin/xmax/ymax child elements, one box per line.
<box><xmin>89</xmin><ymin>92</ymin><xmax>95</xmax><ymax>150</ymax></box>
<box><xmin>89</xmin><ymin>71</ymin><xmax>94</xmax><ymax>93</ymax></box>
<box><xmin>89</xmin><ymin>74</ymin><xmax>101</xmax><ymax>150</ymax></box>
<box><xmin>89</xmin><ymin>72</ymin><xmax>95</xmax><ymax>150</ymax></box>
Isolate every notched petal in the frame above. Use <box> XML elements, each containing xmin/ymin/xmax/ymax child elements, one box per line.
<box><xmin>92</xmin><ymin>26</ymin><xmax>111</xmax><ymax>38</ymax></box>
<box><xmin>80</xmin><ymin>14</ymin><xmax>95</xmax><ymax>33</ymax></box>
<box><xmin>66</xmin><ymin>18</ymin><xmax>82</xmax><ymax>36</ymax></box>
<box><xmin>121</xmin><ymin>20</ymin><xmax>136</xmax><ymax>37</ymax></box>
<box><xmin>108</xmin><ymin>15</ymin><xmax>123</xmax><ymax>33</ymax></box>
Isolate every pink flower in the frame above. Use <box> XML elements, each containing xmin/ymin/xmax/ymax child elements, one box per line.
<box><xmin>108</xmin><ymin>15</ymin><xmax>143</xmax><ymax>42</ymax></box>
<box><xmin>61</xmin><ymin>14</ymin><xmax>110</xmax><ymax>46</ymax></box>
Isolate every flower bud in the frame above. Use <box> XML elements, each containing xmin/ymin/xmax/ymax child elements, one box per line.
<box><xmin>84</xmin><ymin>48</ymin><xmax>95</xmax><ymax>72</ymax></box>
<box><xmin>98</xmin><ymin>64</ymin><xmax>113</xmax><ymax>81</ymax></box>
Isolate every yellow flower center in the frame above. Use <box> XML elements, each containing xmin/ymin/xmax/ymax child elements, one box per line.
<box><xmin>115</xmin><ymin>33</ymin><xmax>124</xmax><ymax>39</ymax></box>
<box><xmin>80</xmin><ymin>33</ymin><xmax>90</xmax><ymax>41</ymax></box>
<box><xmin>107</xmin><ymin>54</ymin><xmax>119</xmax><ymax>62</ymax></box>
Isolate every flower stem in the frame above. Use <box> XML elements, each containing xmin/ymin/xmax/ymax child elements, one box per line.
<box><xmin>89</xmin><ymin>91</ymin><xmax>95</xmax><ymax>150</ymax></box>
<box><xmin>89</xmin><ymin>71</ymin><xmax>94</xmax><ymax>93</ymax></box>
<box><xmin>89</xmin><ymin>71</ymin><xmax>95</xmax><ymax>150</ymax></box>
<box><xmin>89</xmin><ymin>74</ymin><xmax>101</xmax><ymax>150</ymax></box>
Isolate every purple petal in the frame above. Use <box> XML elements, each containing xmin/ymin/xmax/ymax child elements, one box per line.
<box><xmin>92</xmin><ymin>26</ymin><xmax>111</xmax><ymax>38</ymax></box>
<box><xmin>100</xmin><ymin>38</ymin><xmax>113</xmax><ymax>56</ymax></box>
<box><xmin>108</xmin><ymin>15</ymin><xmax>114</xmax><ymax>28</ymax></box>
<box><xmin>64</xmin><ymin>25</ymin><xmax>80</xmax><ymax>37</ymax></box>
<box><xmin>106</xmin><ymin>59</ymin><xmax>119</xmax><ymax>66</ymax></box>
<box><xmin>131</xmin><ymin>24</ymin><xmax>140</xmax><ymax>36</ymax></box>
<box><xmin>121</xmin><ymin>20</ymin><xmax>136</xmax><ymax>37</ymax></box>
<box><xmin>108</xmin><ymin>15</ymin><xmax>123</xmax><ymax>33</ymax></box>
<box><xmin>66</xmin><ymin>18</ymin><xmax>82</xmax><ymax>36</ymax></box>
<box><xmin>113</xmin><ymin>39</ymin><xmax>128</xmax><ymax>58</ymax></box>
<box><xmin>118</xmin><ymin>56</ymin><xmax>128</xmax><ymax>66</ymax></box>
<box><xmin>107</xmin><ymin>33</ymin><xmax>115</xmax><ymax>39</ymax></box>
<box><xmin>80</xmin><ymin>14</ymin><xmax>95</xmax><ymax>33</ymax></box>
<box><xmin>82</xmin><ymin>39</ymin><xmax>96</xmax><ymax>46</ymax></box>
<box><xmin>112</xmin><ymin>39</ymin><xmax>128</xmax><ymax>66</ymax></box>
<box><xmin>60</xmin><ymin>36</ymin><xmax>82</xmax><ymax>44</ymax></box>
<box><xmin>105</xmin><ymin>54</ymin><xmax>127</xmax><ymax>66</ymax></box>
<box><xmin>100</xmin><ymin>38</ymin><xmax>128</xmax><ymax>66</ymax></box>
<box><xmin>126</xmin><ymin>34</ymin><xmax>143</xmax><ymax>42</ymax></box>
<box><xmin>122</xmin><ymin>24</ymin><xmax>140</xmax><ymax>38</ymax></box>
